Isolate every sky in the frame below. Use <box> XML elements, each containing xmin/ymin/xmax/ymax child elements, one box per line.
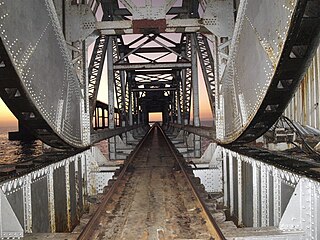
<box><xmin>0</xmin><ymin>99</ymin><xmax>17</xmax><ymax>128</ymax></box>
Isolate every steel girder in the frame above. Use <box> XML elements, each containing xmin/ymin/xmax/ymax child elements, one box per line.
<box><xmin>194</xmin><ymin>33</ymin><xmax>216</xmax><ymax>116</ymax></box>
<box><xmin>112</xmin><ymin>36</ymin><xmax>129</xmax><ymax>125</ymax></box>
<box><xmin>117</xmin><ymin>33</ymin><xmax>186</xmax><ymax>125</ymax></box>
<box><xmin>88</xmin><ymin>35</ymin><xmax>108</xmax><ymax>115</ymax></box>
<box><xmin>88</xmin><ymin>0</ymin><xmax>120</xmax><ymax>117</ymax></box>
<box><xmin>179</xmin><ymin>34</ymin><xmax>193</xmax><ymax>125</ymax></box>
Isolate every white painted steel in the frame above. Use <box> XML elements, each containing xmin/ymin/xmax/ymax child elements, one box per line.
<box><xmin>217</xmin><ymin>0</ymin><xmax>298</xmax><ymax>143</ymax></box>
<box><xmin>187</xmin><ymin>142</ymin><xmax>320</xmax><ymax>238</ymax></box>
<box><xmin>0</xmin><ymin>190</ymin><xmax>23</xmax><ymax>238</ymax></box>
<box><xmin>0</xmin><ymin>147</ymin><xmax>105</xmax><ymax>234</ymax></box>
<box><xmin>0</xmin><ymin>0</ymin><xmax>91</xmax><ymax>147</ymax></box>
<box><xmin>193</xmin><ymin>168</ymin><xmax>222</xmax><ymax>193</ymax></box>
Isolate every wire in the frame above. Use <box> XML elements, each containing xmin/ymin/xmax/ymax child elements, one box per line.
<box><xmin>280</xmin><ymin>115</ymin><xmax>320</xmax><ymax>161</ymax></box>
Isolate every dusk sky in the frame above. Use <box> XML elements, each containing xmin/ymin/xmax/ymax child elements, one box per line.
<box><xmin>0</xmin><ymin>99</ymin><xmax>17</xmax><ymax>128</ymax></box>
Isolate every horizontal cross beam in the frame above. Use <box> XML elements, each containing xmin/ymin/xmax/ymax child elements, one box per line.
<box><xmin>131</xmin><ymin>87</ymin><xmax>176</xmax><ymax>92</ymax></box>
<box><xmin>113</xmin><ymin>62</ymin><xmax>191</xmax><ymax>70</ymax></box>
<box><xmin>96</xmin><ymin>19</ymin><xmax>209</xmax><ymax>35</ymax></box>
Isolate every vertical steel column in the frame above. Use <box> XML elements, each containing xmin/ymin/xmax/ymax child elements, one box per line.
<box><xmin>88</xmin><ymin>35</ymin><xmax>108</xmax><ymax>116</ymax></box>
<box><xmin>237</xmin><ymin>156</ymin><xmax>243</xmax><ymax>225</ymax></box>
<box><xmin>191</xmin><ymin>33</ymin><xmax>201</xmax><ymax>157</ymax></box>
<box><xmin>176</xmin><ymin>72</ymin><xmax>182</xmax><ymax>124</ymax></box>
<box><xmin>252</xmin><ymin>162</ymin><xmax>260</xmax><ymax>227</ymax></box>
<box><xmin>82</xmin><ymin>40</ymin><xmax>90</xmax><ymax>145</ymax></box>
<box><xmin>223</xmin><ymin>148</ymin><xmax>228</xmax><ymax>208</ymax></box>
<box><xmin>134</xmin><ymin>92</ymin><xmax>138</xmax><ymax>124</ymax></box>
<box><xmin>273</xmin><ymin>171</ymin><xmax>282</xmax><ymax>226</ymax></box>
<box><xmin>213</xmin><ymin>36</ymin><xmax>221</xmax><ymax>135</ymax></box>
<box><xmin>185</xmin><ymin>36</ymin><xmax>192</xmax><ymax>125</ymax></box>
<box><xmin>172</xmin><ymin>91</ymin><xmax>177</xmax><ymax>123</ymax></box>
<box><xmin>260</xmin><ymin>164</ymin><xmax>269</xmax><ymax>227</ymax></box>
<box><xmin>229</xmin><ymin>152</ymin><xmax>234</xmax><ymax>215</ymax></box>
<box><xmin>128</xmin><ymin>92</ymin><xmax>133</xmax><ymax>126</ymax></box>
<box><xmin>194</xmin><ymin>33</ymin><xmax>216</xmax><ymax>117</ymax></box>
<box><xmin>47</xmin><ymin>165</ymin><xmax>56</xmax><ymax>232</ymax></box>
<box><xmin>181</xmin><ymin>52</ymin><xmax>187</xmax><ymax>125</ymax></box>
<box><xmin>136</xmin><ymin>93</ymin><xmax>140</xmax><ymax>125</ymax></box>
<box><xmin>119</xmin><ymin>58</ymin><xmax>127</xmax><ymax>143</ymax></box>
<box><xmin>23</xmin><ymin>174</ymin><xmax>32</xmax><ymax>233</ymax></box>
<box><xmin>65</xmin><ymin>160</ymin><xmax>71</xmax><ymax>231</ymax></box>
<box><xmin>120</xmin><ymin>51</ymin><xmax>127</xmax><ymax>127</ymax></box>
<box><xmin>107</xmin><ymin>37</ymin><xmax>116</xmax><ymax>160</ymax></box>
<box><xmin>314</xmin><ymin>49</ymin><xmax>320</xmax><ymax>129</ymax></box>
<box><xmin>128</xmin><ymin>74</ymin><xmax>133</xmax><ymax>126</ymax></box>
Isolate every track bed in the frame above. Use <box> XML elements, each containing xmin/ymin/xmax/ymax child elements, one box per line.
<box><xmin>79</xmin><ymin>125</ymin><xmax>221</xmax><ymax>240</ymax></box>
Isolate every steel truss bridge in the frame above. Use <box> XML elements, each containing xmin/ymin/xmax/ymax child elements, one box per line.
<box><xmin>0</xmin><ymin>0</ymin><xmax>320</xmax><ymax>239</ymax></box>
<box><xmin>0</xmin><ymin>0</ymin><xmax>318</xmax><ymax>150</ymax></box>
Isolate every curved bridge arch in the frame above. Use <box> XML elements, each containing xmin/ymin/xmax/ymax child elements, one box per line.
<box><xmin>0</xmin><ymin>0</ymin><xmax>90</xmax><ymax>148</ymax></box>
<box><xmin>0</xmin><ymin>0</ymin><xmax>319</xmax><ymax>148</ymax></box>
<box><xmin>217</xmin><ymin>0</ymin><xmax>320</xmax><ymax>144</ymax></box>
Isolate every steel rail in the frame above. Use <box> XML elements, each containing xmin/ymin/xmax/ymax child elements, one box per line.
<box><xmin>158</xmin><ymin>126</ymin><xmax>226</xmax><ymax>240</ymax></box>
<box><xmin>78</xmin><ymin>124</ymin><xmax>226</xmax><ymax>239</ymax></box>
<box><xmin>77</xmin><ymin>126</ymin><xmax>152</xmax><ymax>240</ymax></box>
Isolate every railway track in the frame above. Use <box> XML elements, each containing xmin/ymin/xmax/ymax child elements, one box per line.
<box><xmin>78</xmin><ymin>124</ymin><xmax>225</xmax><ymax>240</ymax></box>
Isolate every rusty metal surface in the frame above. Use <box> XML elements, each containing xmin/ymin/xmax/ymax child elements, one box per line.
<box><xmin>31</xmin><ymin>177</ymin><xmax>50</xmax><ymax>232</ymax></box>
<box><xmin>285</xmin><ymin>46</ymin><xmax>320</xmax><ymax>129</ymax></box>
<box><xmin>78</xmin><ymin>125</ymin><xmax>224</xmax><ymax>239</ymax></box>
<box><xmin>53</xmin><ymin>166</ymin><xmax>68</xmax><ymax>232</ymax></box>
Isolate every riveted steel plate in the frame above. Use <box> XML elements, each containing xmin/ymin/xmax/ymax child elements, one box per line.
<box><xmin>0</xmin><ymin>0</ymin><xmax>89</xmax><ymax>148</ymax></box>
<box><xmin>218</xmin><ymin>0</ymin><xmax>320</xmax><ymax>144</ymax></box>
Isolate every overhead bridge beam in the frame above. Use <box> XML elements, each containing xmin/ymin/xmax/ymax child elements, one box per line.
<box><xmin>113</xmin><ymin>7</ymin><xmax>189</xmax><ymax>16</ymax></box>
<box><xmin>126</xmin><ymin>47</ymin><xmax>181</xmax><ymax>54</ymax></box>
<box><xmin>131</xmin><ymin>87</ymin><xmax>176</xmax><ymax>92</ymax></box>
<box><xmin>113</xmin><ymin>62</ymin><xmax>191</xmax><ymax>70</ymax></box>
<box><xmin>96</xmin><ymin>19</ymin><xmax>208</xmax><ymax>35</ymax></box>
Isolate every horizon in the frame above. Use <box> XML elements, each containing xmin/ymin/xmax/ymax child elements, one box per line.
<box><xmin>0</xmin><ymin>95</ymin><xmax>213</xmax><ymax>128</ymax></box>
<box><xmin>0</xmin><ymin>69</ymin><xmax>214</xmax><ymax>128</ymax></box>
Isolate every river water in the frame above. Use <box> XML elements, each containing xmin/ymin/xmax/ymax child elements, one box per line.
<box><xmin>0</xmin><ymin>127</ymin><xmax>43</xmax><ymax>164</ymax></box>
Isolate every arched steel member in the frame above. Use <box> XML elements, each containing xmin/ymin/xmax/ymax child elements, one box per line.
<box><xmin>217</xmin><ymin>0</ymin><xmax>320</xmax><ymax>144</ymax></box>
<box><xmin>0</xmin><ymin>1</ymin><xmax>90</xmax><ymax>148</ymax></box>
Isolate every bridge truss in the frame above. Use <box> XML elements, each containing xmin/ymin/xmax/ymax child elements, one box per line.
<box><xmin>0</xmin><ymin>0</ymin><xmax>318</xmax><ymax>149</ymax></box>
